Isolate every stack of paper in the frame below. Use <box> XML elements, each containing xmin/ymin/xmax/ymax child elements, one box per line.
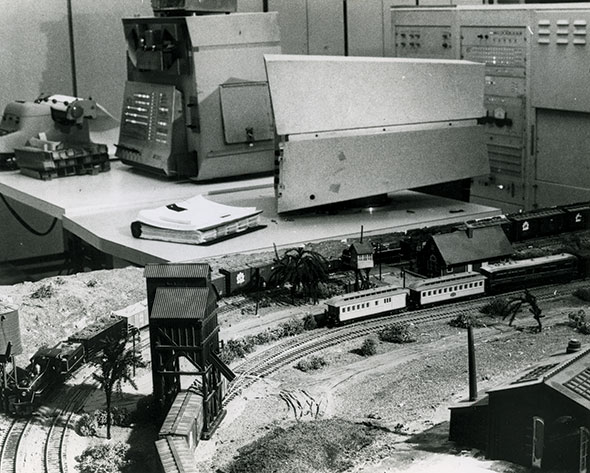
<box><xmin>131</xmin><ymin>195</ymin><xmax>264</xmax><ymax>245</ymax></box>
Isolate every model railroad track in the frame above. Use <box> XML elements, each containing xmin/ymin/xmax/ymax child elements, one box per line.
<box><xmin>4</xmin><ymin>330</ymin><xmax>152</xmax><ymax>473</ymax></box>
<box><xmin>0</xmin><ymin>418</ymin><xmax>28</xmax><ymax>473</ymax></box>
<box><xmin>43</xmin><ymin>386</ymin><xmax>94</xmax><ymax>473</ymax></box>
<box><xmin>223</xmin><ymin>280</ymin><xmax>588</xmax><ymax>406</ymax></box>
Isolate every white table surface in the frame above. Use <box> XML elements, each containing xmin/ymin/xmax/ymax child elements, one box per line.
<box><xmin>63</xmin><ymin>185</ymin><xmax>501</xmax><ymax>265</ymax></box>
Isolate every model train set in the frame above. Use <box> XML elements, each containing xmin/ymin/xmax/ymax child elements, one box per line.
<box><xmin>326</xmin><ymin>253</ymin><xmax>579</xmax><ymax>325</ymax></box>
<box><xmin>5</xmin><ymin>200</ymin><xmax>590</xmax><ymax>421</ymax></box>
<box><xmin>5</xmin><ymin>316</ymin><xmax>127</xmax><ymax>415</ymax></box>
<box><xmin>210</xmin><ymin>200</ymin><xmax>590</xmax><ymax>299</ymax></box>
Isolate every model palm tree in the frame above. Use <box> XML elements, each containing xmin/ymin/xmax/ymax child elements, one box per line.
<box><xmin>93</xmin><ymin>334</ymin><xmax>146</xmax><ymax>439</ymax></box>
<box><xmin>270</xmin><ymin>246</ymin><xmax>329</xmax><ymax>303</ymax></box>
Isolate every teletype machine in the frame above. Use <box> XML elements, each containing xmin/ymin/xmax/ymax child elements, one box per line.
<box><xmin>116</xmin><ymin>1</ymin><xmax>281</xmax><ymax>180</ymax></box>
<box><xmin>0</xmin><ymin>99</ymin><xmax>53</xmax><ymax>169</ymax></box>
<box><xmin>9</xmin><ymin>95</ymin><xmax>110</xmax><ymax>180</ymax></box>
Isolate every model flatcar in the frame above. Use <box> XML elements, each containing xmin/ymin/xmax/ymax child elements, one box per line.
<box><xmin>407</xmin><ymin>271</ymin><xmax>487</xmax><ymax>309</ymax></box>
<box><xmin>326</xmin><ymin>285</ymin><xmax>408</xmax><ymax>325</ymax></box>
<box><xmin>479</xmin><ymin>253</ymin><xmax>579</xmax><ymax>294</ymax></box>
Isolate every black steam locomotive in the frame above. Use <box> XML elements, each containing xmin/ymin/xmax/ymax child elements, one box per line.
<box><xmin>7</xmin><ymin>316</ymin><xmax>127</xmax><ymax>416</ymax></box>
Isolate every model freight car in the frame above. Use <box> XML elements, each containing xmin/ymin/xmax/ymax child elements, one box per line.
<box><xmin>68</xmin><ymin>315</ymin><xmax>128</xmax><ymax>361</ymax></box>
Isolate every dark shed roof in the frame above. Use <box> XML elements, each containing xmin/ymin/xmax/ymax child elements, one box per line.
<box><xmin>488</xmin><ymin>345</ymin><xmax>590</xmax><ymax>411</ymax></box>
<box><xmin>350</xmin><ymin>242</ymin><xmax>374</xmax><ymax>255</ymax></box>
<box><xmin>144</xmin><ymin>263</ymin><xmax>210</xmax><ymax>279</ymax></box>
<box><xmin>151</xmin><ymin>286</ymin><xmax>213</xmax><ymax>320</ymax></box>
<box><xmin>431</xmin><ymin>226</ymin><xmax>513</xmax><ymax>266</ymax></box>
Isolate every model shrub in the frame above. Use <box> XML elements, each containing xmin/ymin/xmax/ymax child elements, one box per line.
<box><xmin>449</xmin><ymin>313</ymin><xmax>484</xmax><ymax>329</ymax></box>
<box><xmin>359</xmin><ymin>337</ymin><xmax>378</xmax><ymax>357</ymax></box>
<box><xmin>227</xmin><ymin>419</ymin><xmax>378</xmax><ymax>473</ymax></box>
<box><xmin>574</xmin><ymin>288</ymin><xmax>590</xmax><ymax>302</ymax></box>
<box><xmin>303</xmin><ymin>313</ymin><xmax>318</xmax><ymax>330</ymax></box>
<box><xmin>30</xmin><ymin>283</ymin><xmax>54</xmax><ymax>299</ymax></box>
<box><xmin>568</xmin><ymin>309</ymin><xmax>590</xmax><ymax>334</ymax></box>
<box><xmin>77</xmin><ymin>412</ymin><xmax>97</xmax><ymax>437</ymax></box>
<box><xmin>479</xmin><ymin>298</ymin><xmax>509</xmax><ymax>317</ymax></box>
<box><xmin>94</xmin><ymin>409</ymin><xmax>108</xmax><ymax>425</ymax></box>
<box><xmin>221</xmin><ymin>317</ymin><xmax>310</xmax><ymax>364</ymax></box>
<box><xmin>76</xmin><ymin>442</ymin><xmax>132</xmax><ymax>473</ymax></box>
<box><xmin>295</xmin><ymin>356</ymin><xmax>327</xmax><ymax>372</ymax></box>
<box><xmin>280</xmin><ymin>318</ymin><xmax>305</xmax><ymax>337</ymax></box>
<box><xmin>378</xmin><ymin>324</ymin><xmax>416</xmax><ymax>344</ymax></box>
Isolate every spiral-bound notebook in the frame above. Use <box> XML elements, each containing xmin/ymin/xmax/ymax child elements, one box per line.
<box><xmin>131</xmin><ymin>195</ymin><xmax>264</xmax><ymax>245</ymax></box>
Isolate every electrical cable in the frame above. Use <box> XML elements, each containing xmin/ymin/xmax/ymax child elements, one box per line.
<box><xmin>0</xmin><ymin>193</ymin><xmax>58</xmax><ymax>236</ymax></box>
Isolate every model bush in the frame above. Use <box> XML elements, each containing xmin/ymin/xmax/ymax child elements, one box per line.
<box><xmin>449</xmin><ymin>313</ymin><xmax>484</xmax><ymax>329</ymax></box>
<box><xmin>568</xmin><ymin>309</ymin><xmax>590</xmax><ymax>334</ymax></box>
<box><xmin>77</xmin><ymin>412</ymin><xmax>97</xmax><ymax>437</ymax></box>
<box><xmin>76</xmin><ymin>442</ymin><xmax>132</xmax><ymax>473</ymax></box>
<box><xmin>93</xmin><ymin>407</ymin><xmax>131</xmax><ymax>427</ymax></box>
<box><xmin>359</xmin><ymin>337</ymin><xmax>378</xmax><ymax>357</ymax></box>
<box><xmin>479</xmin><ymin>298</ymin><xmax>509</xmax><ymax>317</ymax></box>
<box><xmin>574</xmin><ymin>288</ymin><xmax>590</xmax><ymax>302</ymax></box>
<box><xmin>221</xmin><ymin>317</ymin><xmax>310</xmax><ymax>364</ymax></box>
<box><xmin>378</xmin><ymin>324</ymin><xmax>416</xmax><ymax>344</ymax></box>
<box><xmin>30</xmin><ymin>283</ymin><xmax>54</xmax><ymax>299</ymax></box>
<box><xmin>227</xmin><ymin>419</ymin><xmax>378</xmax><ymax>473</ymax></box>
<box><xmin>295</xmin><ymin>356</ymin><xmax>327</xmax><ymax>372</ymax></box>
<box><xmin>303</xmin><ymin>313</ymin><xmax>318</xmax><ymax>330</ymax></box>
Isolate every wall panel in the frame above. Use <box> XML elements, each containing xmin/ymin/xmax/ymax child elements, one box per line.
<box><xmin>0</xmin><ymin>0</ymin><xmax>72</xmax><ymax>108</ymax></box>
<box><xmin>71</xmin><ymin>1</ymin><xmax>153</xmax><ymax>119</ymax></box>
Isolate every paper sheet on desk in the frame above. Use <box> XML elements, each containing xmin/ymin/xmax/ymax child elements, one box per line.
<box><xmin>136</xmin><ymin>195</ymin><xmax>262</xmax><ymax>231</ymax></box>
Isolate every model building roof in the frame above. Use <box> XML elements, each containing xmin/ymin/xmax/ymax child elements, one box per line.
<box><xmin>488</xmin><ymin>344</ymin><xmax>590</xmax><ymax>411</ymax></box>
<box><xmin>430</xmin><ymin>226</ymin><xmax>513</xmax><ymax>266</ymax></box>
<box><xmin>350</xmin><ymin>242</ymin><xmax>374</xmax><ymax>255</ymax></box>
<box><xmin>155</xmin><ymin>437</ymin><xmax>199</xmax><ymax>473</ymax></box>
<box><xmin>159</xmin><ymin>389</ymin><xmax>203</xmax><ymax>437</ymax></box>
<box><xmin>144</xmin><ymin>263</ymin><xmax>210</xmax><ymax>279</ymax></box>
<box><xmin>151</xmin><ymin>286</ymin><xmax>213</xmax><ymax>320</ymax></box>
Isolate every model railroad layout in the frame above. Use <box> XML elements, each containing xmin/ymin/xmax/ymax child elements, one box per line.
<box><xmin>4</xmin><ymin>201</ymin><xmax>590</xmax><ymax>473</ymax></box>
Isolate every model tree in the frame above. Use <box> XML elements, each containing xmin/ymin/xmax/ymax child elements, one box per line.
<box><xmin>502</xmin><ymin>289</ymin><xmax>544</xmax><ymax>332</ymax></box>
<box><xmin>93</xmin><ymin>333</ymin><xmax>146</xmax><ymax>439</ymax></box>
<box><xmin>270</xmin><ymin>246</ymin><xmax>329</xmax><ymax>303</ymax></box>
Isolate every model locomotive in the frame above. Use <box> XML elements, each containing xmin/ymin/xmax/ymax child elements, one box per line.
<box><xmin>6</xmin><ymin>316</ymin><xmax>127</xmax><ymax>415</ymax></box>
<box><xmin>326</xmin><ymin>253</ymin><xmax>579</xmax><ymax>325</ymax></box>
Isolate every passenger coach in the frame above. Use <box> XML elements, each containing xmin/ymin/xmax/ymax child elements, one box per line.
<box><xmin>326</xmin><ymin>285</ymin><xmax>409</xmax><ymax>324</ymax></box>
<box><xmin>479</xmin><ymin>253</ymin><xmax>579</xmax><ymax>294</ymax></box>
<box><xmin>407</xmin><ymin>271</ymin><xmax>487</xmax><ymax>308</ymax></box>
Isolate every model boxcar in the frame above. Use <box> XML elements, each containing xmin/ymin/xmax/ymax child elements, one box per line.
<box><xmin>326</xmin><ymin>285</ymin><xmax>408</xmax><ymax>325</ymax></box>
<box><xmin>479</xmin><ymin>253</ymin><xmax>579</xmax><ymax>294</ymax></box>
<box><xmin>507</xmin><ymin>208</ymin><xmax>566</xmax><ymax>241</ymax></box>
<box><xmin>562</xmin><ymin>202</ymin><xmax>590</xmax><ymax>232</ymax></box>
<box><xmin>112</xmin><ymin>300</ymin><xmax>149</xmax><ymax>330</ymax></box>
<box><xmin>407</xmin><ymin>271</ymin><xmax>486</xmax><ymax>308</ymax></box>
<box><xmin>159</xmin><ymin>389</ymin><xmax>204</xmax><ymax>451</ymax></box>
